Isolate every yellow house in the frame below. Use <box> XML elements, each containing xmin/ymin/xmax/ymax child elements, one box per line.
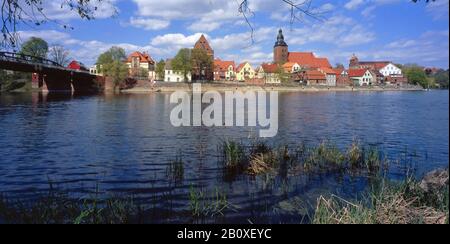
<box><xmin>236</xmin><ymin>62</ymin><xmax>255</xmax><ymax>81</ymax></box>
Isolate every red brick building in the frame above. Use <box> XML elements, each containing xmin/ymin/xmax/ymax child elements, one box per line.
<box><xmin>193</xmin><ymin>35</ymin><xmax>214</xmax><ymax>81</ymax></box>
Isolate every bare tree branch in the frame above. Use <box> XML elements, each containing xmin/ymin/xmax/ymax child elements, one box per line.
<box><xmin>1</xmin><ymin>0</ymin><xmax>117</xmax><ymax>49</ymax></box>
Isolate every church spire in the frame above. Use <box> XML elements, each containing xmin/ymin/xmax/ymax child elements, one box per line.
<box><xmin>274</xmin><ymin>29</ymin><xmax>287</xmax><ymax>47</ymax></box>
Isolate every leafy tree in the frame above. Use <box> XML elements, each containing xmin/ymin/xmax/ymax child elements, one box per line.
<box><xmin>433</xmin><ymin>69</ymin><xmax>449</xmax><ymax>89</ymax></box>
<box><xmin>405</xmin><ymin>65</ymin><xmax>429</xmax><ymax>88</ymax></box>
<box><xmin>49</xmin><ymin>45</ymin><xmax>71</xmax><ymax>66</ymax></box>
<box><xmin>276</xmin><ymin>65</ymin><xmax>290</xmax><ymax>83</ymax></box>
<box><xmin>172</xmin><ymin>48</ymin><xmax>192</xmax><ymax>82</ymax></box>
<box><xmin>191</xmin><ymin>48</ymin><xmax>213</xmax><ymax>81</ymax></box>
<box><xmin>20</xmin><ymin>37</ymin><xmax>49</xmax><ymax>59</ymax></box>
<box><xmin>96</xmin><ymin>47</ymin><xmax>129</xmax><ymax>89</ymax></box>
<box><xmin>156</xmin><ymin>59</ymin><xmax>166</xmax><ymax>80</ymax></box>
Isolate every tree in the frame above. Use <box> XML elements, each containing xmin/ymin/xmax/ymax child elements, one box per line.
<box><xmin>433</xmin><ymin>69</ymin><xmax>449</xmax><ymax>89</ymax></box>
<box><xmin>172</xmin><ymin>48</ymin><xmax>192</xmax><ymax>82</ymax></box>
<box><xmin>191</xmin><ymin>48</ymin><xmax>213</xmax><ymax>81</ymax></box>
<box><xmin>1</xmin><ymin>0</ymin><xmax>114</xmax><ymax>48</ymax></box>
<box><xmin>156</xmin><ymin>59</ymin><xmax>166</xmax><ymax>81</ymax></box>
<box><xmin>49</xmin><ymin>45</ymin><xmax>71</xmax><ymax>66</ymax></box>
<box><xmin>405</xmin><ymin>65</ymin><xmax>429</xmax><ymax>88</ymax></box>
<box><xmin>276</xmin><ymin>65</ymin><xmax>290</xmax><ymax>83</ymax></box>
<box><xmin>96</xmin><ymin>47</ymin><xmax>129</xmax><ymax>89</ymax></box>
<box><xmin>20</xmin><ymin>37</ymin><xmax>48</xmax><ymax>59</ymax></box>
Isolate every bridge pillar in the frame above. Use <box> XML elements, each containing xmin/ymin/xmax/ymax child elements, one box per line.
<box><xmin>31</xmin><ymin>73</ymin><xmax>44</xmax><ymax>89</ymax></box>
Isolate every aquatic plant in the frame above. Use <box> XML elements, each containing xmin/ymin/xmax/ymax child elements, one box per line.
<box><xmin>166</xmin><ymin>153</ymin><xmax>185</xmax><ymax>184</ymax></box>
<box><xmin>313</xmin><ymin>176</ymin><xmax>449</xmax><ymax>224</ymax></box>
<box><xmin>221</xmin><ymin>140</ymin><xmax>246</xmax><ymax>171</ymax></box>
<box><xmin>347</xmin><ymin>140</ymin><xmax>364</xmax><ymax>168</ymax></box>
<box><xmin>188</xmin><ymin>186</ymin><xmax>236</xmax><ymax>219</ymax></box>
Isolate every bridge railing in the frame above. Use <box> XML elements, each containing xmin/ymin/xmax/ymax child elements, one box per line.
<box><xmin>0</xmin><ymin>51</ymin><xmax>63</xmax><ymax>68</ymax></box>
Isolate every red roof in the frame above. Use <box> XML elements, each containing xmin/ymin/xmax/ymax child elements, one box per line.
<box><xmin>348</xmin><ymin>68</ymin><xmax>368</xmax><ymax>77</ymax></box>
<box><xmin>305</xmin><ymin>70</ymin><xmax>326</xmax><ymax>80</ymax></box>
<box><xmin>288</xmin><ymin>52</ymin><xmax>332</xmax><ymax>69</ymax></box>
<box><xmin>260</xmin><ymin>63</ymin><xmax>279</xmax><ymax>73</ymax></box>
<box><xmin>214</xmin><ymin>59</ymin><xmax>235</xmax><ymax>72</ymax></box>
<box><xmin>236</xmin><ymin>62</ymin><xmax>251</xmax><ymax>72</ymax></box>
<box><xmin>67</xmin><ymin>60</ymin><xmax>87</xmax><ymax>71</ymax></box>
<box><xmin>126</xmin><ymin>51</ymin><xmax>155</xmax><ymax>64</ymax></box>
<box><xmin>358</xmin><ymin>61</ymin><xmax>390</xmax><ymax>70</ymax></box>
<box><xmin>319</xmin><ymin>67</ymin><xmax>336</xmax><ymax>74</ymax></box>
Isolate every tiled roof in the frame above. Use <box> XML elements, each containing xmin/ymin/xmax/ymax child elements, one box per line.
<box><xmin>126</xmin><ymin>51</ymin><xmax>155</xmax><ymax>64</ymax></box>
<box><xmin>288</xmin><ymin>52</ymin><xmax>332</xmax><ymax>69</ymax></box>
<box><xmin>358</xmin><ymin>61</ymin><xmax>390</xmax><ymax>70</ymax></box>
<box><xmin>319</xmin><ymin>67</ymin><xmax>337</xmax><ymax>74</ymax></box>
<box><xmin>261</xmin><ymin>63</ymin><xmax>279</xmax><ymax>73</ymax></box>
<box><xmin>348</xmin><ymin>68</ymin><xmax>368</xmax><ymax>77</ymax></box>
<box><xmin>237</xmin><ymin>62</ymin><xmax>252</xmax><ymax>72</ymax></box>
<box><xmin>214</xmin><ymin>59</ymin><xmax>235</xmax><ymax>72</ymax></box>
<box><xmin>305</xmin><ymin>70</ymin><xmax>326</xmax><ymax>80</ymax></box>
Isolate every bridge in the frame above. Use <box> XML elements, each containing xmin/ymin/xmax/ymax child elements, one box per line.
<box><xmin>0</xmin><ymin>52</ymin><xmax>103</xmax><ymax>93</ymax></box>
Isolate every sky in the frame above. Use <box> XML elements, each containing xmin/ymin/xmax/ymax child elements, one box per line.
<box><xmin>12</xmin><ymin>0</ymin><xmax>450</xmax><ymax>68</ymax></box>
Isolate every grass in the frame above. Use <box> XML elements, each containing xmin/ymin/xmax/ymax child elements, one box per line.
<box><xmin>166</xmin><ymin>153</ymin><xmax>184</xmax><ymax>184</ymax></box>
<box><xmin>0</xmin><ymin>191</ymin><xmax>139</xmax><ymax>224</ymax></box>
<box><xmin>219</xmin><ymin>139</ymin><xmax>388</xmax><ymax>178</ymax></box>
<box><xmin>188</xmin><ymin>186</ymin><xmax>237</xmax><ymax>220</ymax></box>
<box><xmin>313</xmin><ymin>176</ymin><xmax>449</xmax><ymax>224</ymax></box>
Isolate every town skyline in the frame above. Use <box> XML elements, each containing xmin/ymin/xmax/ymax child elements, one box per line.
<box><xmin>7</xmin><ymin>0</ymin><xmax>450</xmax><ymax>69</ymax></box>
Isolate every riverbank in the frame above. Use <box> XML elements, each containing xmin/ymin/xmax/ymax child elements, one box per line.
<box><xmin>121</xmin><ymin>82</ymin><xmax>425</xmax><ymax>94</ymax></box>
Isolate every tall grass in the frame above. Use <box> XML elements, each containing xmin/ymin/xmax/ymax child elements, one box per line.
<box><xmin>313</xmin><ymin>176</ymin><xmax>449</xmax><ymax>224</ymax></box>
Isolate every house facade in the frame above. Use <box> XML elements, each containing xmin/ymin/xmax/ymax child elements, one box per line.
<box><xmin>257</xmin><ymin>63</ymin><xmax>281</xmax><ymax>84</ymax></box>
<box><xmin>164</xmin><ymin>59</ymin><xmax>191</xmax><ymax>82</ymax></box>
<box><xmin>125</xmin><ymin>51</ymin><xmax>156</xmax><ymax>80</ymax></box>
<box><xmin>349</xmin><ymin>69</ymin><xmax>374</xmax><ymax>86</ymax></box>
<box><xmin>214</xmin><ymin>59</ymin><xmax>235</xmax><ymax>81</ymax></box>
<box><xmin>282</xmin><ymin>62</ymin><xmax>301</xmax><ymax>73</ymax></box>
<box><xmin>318</xmin><ymin>67</ymin><xmax>337</xmax><ymax>86</ymax></box>
<box><xmin>236</xmin><ymin>62</ymin><xmax>255</xmax><ymax>81</ymax></box>
<box><xmin>349</xmin><ymin>55</ymin><xmax>407</xmax><ymax>85</ymax></box>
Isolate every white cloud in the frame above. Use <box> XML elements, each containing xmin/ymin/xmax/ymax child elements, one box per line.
<box><xmin>288</xmin><ymin>15</ymin><xmax>375</xmax><ymax>47</ymax></box>
<box><xmin>345</xmin><ymin>0</ymin><xmax>365</xmax><ymax>10</ymax></box>
<box><xmin>129</xmin><ymin>17</ymin><xmax>170</xmax><ymax>30</ymax></box>
<box><xmin>426</xmin><ymin>0</ymin><xmax>450</xmax><ymax>21</ymax></box>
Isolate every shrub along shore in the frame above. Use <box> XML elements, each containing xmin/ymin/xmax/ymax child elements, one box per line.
<box><xmin>0</xmin><ymin>140</ymin><xmax>447</xmax><ymax>224</ymax></box>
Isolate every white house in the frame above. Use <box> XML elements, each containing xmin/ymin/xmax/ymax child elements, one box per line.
<box><xmin>164</xmin><ymin>59</ymin><xmax>191</xmax><ymax>82</ymax></box>
<box><xmin>257</xmin><ymin>63</ymin><xmax>281</xmax><ymax>84</ymax></box>
<box><xmin>318</xmin><ymin>67</ymin><xmax>337</xmax><ymax>87</ymax></box>
<box><xmin>125</xmin><ymin>51</ymin><xmax>156</xmax><ymax>80</ymax></box>
<box><xmin>379</xmin><ymin>63</ymin><xmax>402</xmax><ymax>77</ymax></box>
<box><xmin>349</xmin><ymin>69</ymin><xmax>374</xmax><ymax>86</ymax></box>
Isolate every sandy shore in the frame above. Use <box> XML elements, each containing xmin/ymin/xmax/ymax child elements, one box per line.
<box><xmin>121</xmin><ymin>82</ymin><xmax>425</xmax><ymax>94</ymax></box>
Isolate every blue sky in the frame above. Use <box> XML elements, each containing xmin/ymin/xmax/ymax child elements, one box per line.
<box><xmin>14</xmin><ymin>0</ymin><xmax>450</xmax><ymax>68</ymax></box>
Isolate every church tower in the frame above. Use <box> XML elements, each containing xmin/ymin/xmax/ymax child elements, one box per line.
<box><xmin>349</xmin><ymin>54</ymin><xmax>359</xmax><ymax>69</ymax></box>
<box><xmin>274</xmin><ymin>29</ymin><xmax>288</xmax><ymax>64</ymax></box>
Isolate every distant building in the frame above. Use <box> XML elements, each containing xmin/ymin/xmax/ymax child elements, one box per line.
<box><xmin>282</xmin><ymin>62</ymin><xmax>301</xmax><ymax>73</ymax></box>
<box><xmin>302</xmin><ymin>70</ymin><xmax>327</xmax><ymax>85</ymax></box>
<box><xmin>89</xmin><ymin>65</ymin><xmax>102</xmax><ymax>76</ymax></box>
<box><xmin>214</xmin><ymin>59</ymin><xmax>235</xmax><ymax>81</ymax></box>
<box><xmin>68</xmin><ymin>60</ymin><xmax>88</xmax><ymax>71</ymax></box>
<box><xmin>349</xmin><ymin>54</ymin><xmax>407</xmax><ymax>85</ymax></box>
<box><xmin>349</xmin><ymin>69</ymin><xmax>374</xmax><ymax>86</ymax></box>
<box><xmin>318</xmin><ymin>67</ymin><xmax>337</xmax><ymax>86</ymax></box>
<box><xmin>193</xmin><ymin>35</ymin><xmax>214</xmax><ymax>81</ymax></box>
<box><xmin>273</xmin><ymin>29</ymin><xmax>332</xmax><ymax>69</ymax></box>
<box><xmin>236</xmin><ymin>62</ymin><xmax>255</xmax><ymax>81</ymax></box>
<box><xmin>257</xmin><ymin>63</ymin><xmax>281</xmax><ymax>84</ymax></box>
<box><xmin>334</xmin><ymin>68</ymin><xmax>351</xmax><ymax>86</ymax></box>
<box><xmin>164</xmin><ymin>59</ymin><xmax>191</xmax><ymax>82</ymax></box>
<box><xmin>125</xmin><ymin>51</ymin><xmax>156</xmax><ymax>80</ymax></box>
